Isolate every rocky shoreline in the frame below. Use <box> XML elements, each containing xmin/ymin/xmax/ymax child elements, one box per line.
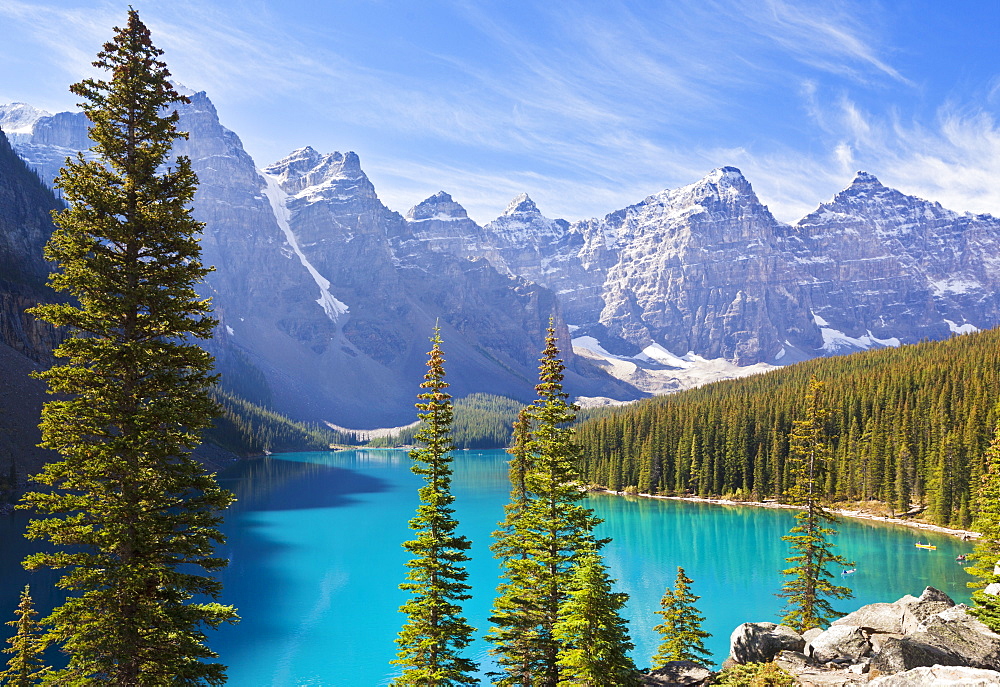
<box><xmin>644</xmin><ymin>587</ymin><xmax>1000</xmax><ymax>686</ymax></box>
<box><xmin>593</xmin><ymin>489</ymin><xmax>980</xmax><ymax>541</ymax></box>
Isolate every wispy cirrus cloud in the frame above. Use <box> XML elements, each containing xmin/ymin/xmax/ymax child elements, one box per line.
<box><xmin>1</xmin><ymin>0</ymin><xmax>995</xmax><ymax>228</ymax></box>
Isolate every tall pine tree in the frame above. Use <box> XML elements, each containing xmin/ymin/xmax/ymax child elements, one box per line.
<box><xmin>21</xmin><ymin>10</ymin><xmax>236</xmax><ymax>683</ymax></box>
<box><xmin>778</xmin><ymin>377</ymin><xmax>852</xmax><ymax>632</ymax></box>
<box><xmin>488</xmin><ymin>407</ymin><xmax>544</xmax><ymax>683</ymax></box>
<box><xmin>0</xmin><ymin>586</ymin><xmax>49</xmax><ymax>685</ymax></box>
<box><xmin>967</xmin><ymin>414</ymin><xmax>1000</xmax><ymax>632</ymax></box>
<box><xmin>652</xmin><ymin>567</ymin><xmax>712</xmax><ymax>667</ymax></box>
<box><xmin>488</xmin><ymin>322</ymin><xmax>608</xmax><ymax>685</ymax></box>
<box><xmin>392</xmin><ymin>327</ymin><xmax>477</xmax><ymax>684</ymax></box>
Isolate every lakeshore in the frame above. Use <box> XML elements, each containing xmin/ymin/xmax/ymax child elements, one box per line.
<box><xmin>593</xmin><ymin>489</ymin><xmax>981</xmax><ymax>541</ymax></box>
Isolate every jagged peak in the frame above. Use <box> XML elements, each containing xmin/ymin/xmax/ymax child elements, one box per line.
<box><xmin>651</xmin><ymin>165</ymin><xmax>758</xmax><ymax>207</ymax></box>
<box><xmin>849</xmin><ymin>170</ymin><xmax>884</xmax><ymax>188</ymax></box>
<box><xmin>262</xmin><ymin>148</ymin><xmax>370</xmax><ymax>200</ymax></box>
<box><xmin>171</xmin><ymin>80</ymin><xmax>197</xmax><ymax>97</ymax></box>
<box><xmin>264</xmin><ymin>147</ymin><xmax>363</xmax><ymax>178</ymax></box>
<box><xmin>704</xmin><ymin>166</ymin><xmax>747</xmax><ymax>185</ymax></box>
<box><xmin>0</xmin><ymin>102</ymin><xmax>52</xmax><ymax>135</ymax></box>
<box><xmin>503</xmin><ymin>192</ymin><xmax>540</xmax><ymax>216</ymax></box>
<box><xmin>406</xmin><ymin>191</ymin><xmax>470</xmax><ymax>221</ymax></box>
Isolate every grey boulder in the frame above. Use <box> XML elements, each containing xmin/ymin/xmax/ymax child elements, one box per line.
<box><xmin>641</xmin><ymin>660</ymin><xmax>713</xmax><ymax>686</ymax></box>
<box><xmin>833</xmin><ymin>603</ymin><xmax>907</xmax><ymax>634</ymax></box>
<box><xmin>807</xmin><ymin>625</ymin><xmax>871</xmax><ymax>663</ymax></box>
<box><xmin>729</xmin><ymin>622</ymin><xmax>805</xmax><ymax>664</ymax></box>
<box><xmin>868</xmin><ymin>665</ymin><xmax>1000</xmax><ymax>686</ymax></box>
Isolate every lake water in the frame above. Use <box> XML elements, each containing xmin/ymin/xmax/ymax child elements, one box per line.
<box><xmin>0</xmin><ymin>449</ymin><xmax>975</xmax><ymax>685</ymax></box>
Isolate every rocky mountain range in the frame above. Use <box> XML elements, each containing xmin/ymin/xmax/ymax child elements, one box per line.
<box><xmin>2</xmin><ymin>89</ymin><xmax>998</xmax><ymax>425</ymax></box>
<box><xmin>403</xmin><ymin>167</ymin><xmax>999</xmax><ymax>367</ymax></box>
<box><xmin>0</xmin><ymin>93</ymin><xmax>635</xmax><ymax>429</ymax></box>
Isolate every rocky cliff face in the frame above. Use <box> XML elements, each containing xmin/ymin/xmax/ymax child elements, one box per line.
<box><xmin>1</xmin><ymin>93</ymin><xmax>634</xmax><ymax>427</ymax></box>
<box><xmin>0</xmin><ymin>127</ymin><xmax>63</xmax><ymax>363</ymax></box>
<box><xmin>0</xmin><ymin>127</ymin><xmax>65</xmax><ymax>478</ymax></box>
<box><xmin>792</xmin><ymin>172</ymin><xmax>1000</xmax><ymax>352</ymax></box>
<box><xmin>407</xmin><ymin>167</ymin><xmax>1000</xmax><ymax>368</ymax></box>
<box><xmin>7</xmin><ymin>90</ymin><xmax>1000</xmax><ymax>420</ymax></box>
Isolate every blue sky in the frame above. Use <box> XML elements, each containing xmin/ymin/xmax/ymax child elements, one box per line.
<box><xmin>1</xmin><ymin>0</ymin><xmax>998</xmax><ymax>224</ymax></box>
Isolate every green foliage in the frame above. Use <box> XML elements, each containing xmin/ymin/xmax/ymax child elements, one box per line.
<box><xmin>967</xmin><ymin>413</ymin><xmax>1000</xmax><ymax>631</ymax></box>
<box><xmin>488</xmin><ymin>323</ymin><xmax>613</xmax><ymax>685</ymax></box>
<box><xmin>652</xmin><ymin>567</ymin><xmax>712</xmax><ymax>667</ymax></box>
<box><xmin>714</xmin><ymin>661</ymin><xmax>795</xmax><ymax>686</ymax></box>
<box><xmin>0</xmin><ymin>586</ymin><xmax>49</xmax><ymax>685</ymax></box>
<box><xmin>553</xmin><ymin>552</ymin><xmax>639</xmax><ymax>685</ymax></box>
<box><xmin>205</xmin><ymin>387</ymin><xmax>353</xmax><ymax>455</ymax></box>
<box><xmin>392</xmin><ymin>328</ymin><xmax>478</xmax><ymax>684</ymax></box>
<box><xmin>574</xmin><ymin>329</ymin><xmax>1000</xmax><ymax>526</ymax></box>
<box><xmin>778</xmin><ymin>378</ymin><xmax>853</xmax><ymax>632</ymax></box>
<box><xmin>367</xmin><ymin>393</ymin><xmax>524</xmax><ymax>449</ymax></box>
<box><xmin>20</xmin><ymin>11</ymin><xmax>236</xmax><ymax>683</ymax></box>
<box><xmin>488</xmin><ymin>406</ymin><xmax>545</xmax><ymax>684</ymax></box>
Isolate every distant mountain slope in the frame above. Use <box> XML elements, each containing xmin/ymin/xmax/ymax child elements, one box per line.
<box><xmin>405</xmin><ymin>168</ymin><xmax>1000</xmax><ymax>373</ymax></box>
<box><xmin>0</xmin><ymin>127</ymin><xmax>63</xmax><ymax>484</ymax></box>
<box><xmin>6</xmin><ymin>92</ymin><xmax>999</xmax><ymax>424</ymax></box>
<box><xmin>1</xmin><ymin>94</ymin><xmax>638</xmax><ymax>429</ymax></box>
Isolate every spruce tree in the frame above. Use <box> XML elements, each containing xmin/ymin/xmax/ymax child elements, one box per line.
<box><xmin>0</xmin><ymin>586</ymin><xmax>49</xmax><ymax>685</ymax></box>
<box><xmin>967</xmin><ymin>414</ymin><xmax>1000</xmax><ymax>632</ymax></box>
<box><xmin>21</xmin><ymin>10</ymin><xmax>236</xmax><ymax>683</ymax></box>
<box><xmin>489</xmin><ymin>407</ymin><xmax>546</xmax><ymax>684</ymax></box>
<box><xmin>488</xmin><ymin>322</ymin><xmax>607</xmax><ymax>685</ymax></box>
<box><xmin>652</xmin><ymin>567</ymin><xmax>712</xmax><ymax>667</ymax></box>
<box><xmin>392</xmin><ymin>327</ymin><xmax>477</xmax><ymax>684</ymax></box>
<box><xmin>553</xmin><ymin>552</ymin><xmax>639</xmax><ymax>685</ymax></box>
<box><xmin>778</xmin><ymin>377</ymin><xmax>853</xmax><ymax>632</ymax></box>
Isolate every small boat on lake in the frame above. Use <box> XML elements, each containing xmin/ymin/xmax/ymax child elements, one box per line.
<box><xmin>915</xmin><ymin>542</ymin><xmax>937</xmax><ymax>550</ymax></box>
<box><xmin>841</xmin><ymin>568</ymin><xmax>856</xmax><ymax>575</ymax></box>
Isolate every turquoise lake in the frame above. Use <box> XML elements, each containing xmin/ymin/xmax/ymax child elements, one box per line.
<box><xmin>0</xmin><ymin>448</ymin><xmax>975</xmax><ymax>685</ymax></box>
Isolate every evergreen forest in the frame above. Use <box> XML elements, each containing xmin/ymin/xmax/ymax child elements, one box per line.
<box><xmin>367</xmin><ymin>393</ymin><xmax>524</xmax><ymax>449</ymax></box>
<box><xmin>573</xmin><ymin>329</ymin><xmax>1000</xmax><ymax>529</ymax></box>
<box><xmin>205</xmin><ymin>388</ymin><xmax>354</xmax><ymax>456</ymax></box>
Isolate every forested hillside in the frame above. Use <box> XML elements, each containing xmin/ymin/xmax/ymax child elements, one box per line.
<box><xmin>367</xmin><ymin>393</ymin><xmax>523</xmax><ymax>449</ymax></box>
<box><xmin>574</xmin><ymin>329</ymin><xmax>1000</xmax><ymax>529</ymax></box>
<box><xmin>205</xmin><ymin>389</ymin><xmax>355</xmax><ymax>456</ymax></box>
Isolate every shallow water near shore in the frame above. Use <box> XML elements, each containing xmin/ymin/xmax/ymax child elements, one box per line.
<box><xmin>0</xmin><ymin>449</ymin><xmax>974</xmax><ymax>684</ymax></box>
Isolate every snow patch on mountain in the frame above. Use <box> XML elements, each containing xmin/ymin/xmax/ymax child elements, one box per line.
<box><xmin>572</xmin><ymin>335</ymin><xmax>775</xmax><ymax>396</ymax></box>
<box><xmin>261</xmin><ymin>172</ymin><xmax>349</xmax><ymax>323</ymax></box>
<box><xmin>818</xmin><ymin>327</ymin><xmax>900</xmax><ymax>353</ymax></box>
<box><xmin>944</xmin><ymin>319</ymin><xmax>979</xmax><ymax>335</ymax></box>
<box><xmin>0</xmin><ymin>102</ymin><xmax>50</xmax><ymax>136</ymax></box>
<box><xmin>930</xmin><ymin>277</ymin><xmax>982</xmax><ymax>296</ymax></box>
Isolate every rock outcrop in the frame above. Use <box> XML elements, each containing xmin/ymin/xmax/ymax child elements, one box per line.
<box><xmin>640</xmin><ymin>660</ymin><xmax>713</xmax><ymax>686</ymax></box>
<box><xmin>727</xmin><ymin>588</ymin><xmax>1000</xmax><ymax>685</ymax></box>
<box><xmin>730</xmin><ymin>621</ymin><xmax>806</xmax><ymax>664</ymax></box>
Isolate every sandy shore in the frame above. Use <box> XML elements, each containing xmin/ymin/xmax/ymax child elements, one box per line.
<box><xmin>592</xmin><ymin>489</ymin><xmax>980</xmax><ymax>541</ymax></box>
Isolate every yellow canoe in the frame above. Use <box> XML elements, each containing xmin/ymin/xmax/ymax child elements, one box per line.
<box><xmin>915</xmin><ymin>543</ymin><xmax>937</xmax><ymax>550</ymax></box>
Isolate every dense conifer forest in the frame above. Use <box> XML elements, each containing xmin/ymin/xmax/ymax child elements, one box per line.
<box><xmin>574</xmin><ymin>329</ymin><xmax>1000</xmax><ymax>529</ymax></box>
<box><xmin>367</xmin><ymin>393</ymin><xmax>523</xmax><ymax>449</ymax></box>
<box><xmin>205</xmin><ymin>389</ymin><xmax>353</xmax><ymax>455</ymax></box>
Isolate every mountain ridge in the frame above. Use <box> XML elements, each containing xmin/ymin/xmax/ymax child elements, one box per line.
<box><xmin>3</xmin><ymin>93</ymin><xmax>998</xmax><ymax>418</ymax></box>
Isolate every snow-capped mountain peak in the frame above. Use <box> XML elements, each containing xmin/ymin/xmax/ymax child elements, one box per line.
<box><xmin>850</xmin><ymin>170</ymin><xmax>883</xmax><ymax>188</ymax></box>
<box><xmin>0</xmin><ymin>102</ymin><xmax>51</xmax><ymax>136</ymax></box>
<box><xmin>405</xmin><ymin>191</ymin><xmax>470</xmax><ymax>222</ymax></box>
<box><xmin>503</xmin><ymin>192</ymin><xmax>540</xmax><ymax>217</ymax></box>
<box><xmin>264</xmin><ymin>148</ymin><xmax>371</xmax><ymax>200</ymax></box>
